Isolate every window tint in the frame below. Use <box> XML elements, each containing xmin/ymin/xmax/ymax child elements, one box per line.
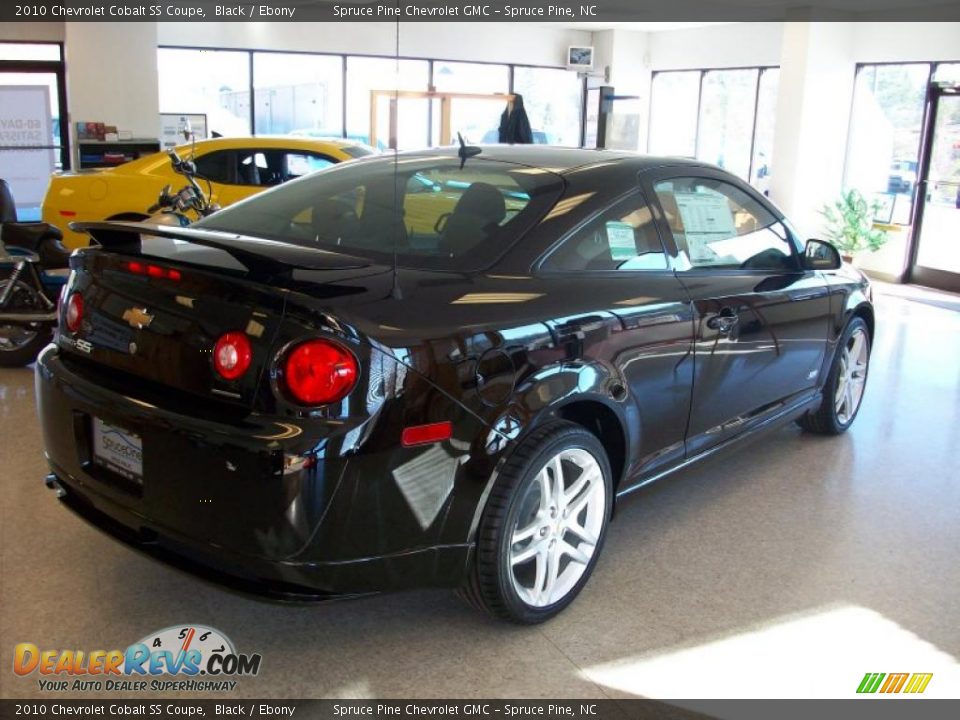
<box><xmin>196</xmin><ymin>157</ymin><xmax>563</xmax><ymax>272</ymax></box>
<box><xmin>194</xmin><ymin>150</ymin><xmax>234</xmax><ymax>184</ymax></box>
<box><xmin>544</xmin><ymin>192</ymin><xmax>668</xmax><ymax>271</ymax></box>
<box><xmin>653</xmin><ymin>177</ymin><xmax>795</xmax><ymax>271</ymax></box>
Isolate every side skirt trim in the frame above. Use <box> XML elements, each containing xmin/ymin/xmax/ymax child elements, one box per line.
<box><xmin>615</xmin><ymin>392</ymin><xmax>821</xmax><ymax>499</ymax></box>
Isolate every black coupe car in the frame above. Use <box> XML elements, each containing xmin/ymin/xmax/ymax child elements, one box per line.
<box><xmin>36</xmin><ymin>146</ymin><xmax>873</xmax><ymax>623</ymax></box>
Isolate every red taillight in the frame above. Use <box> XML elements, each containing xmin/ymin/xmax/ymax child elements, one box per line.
<box><xmin>65</xmin><ymin>293</ymin><xmax>84</xmax><ymax>333</ymax></box>
<box><xmin>213</xmin><ymin>331</ymin><xmax>252</xmax><ymax>381</ymax></box>
<box><xmin>283</xmin><ymin>339</ymin><xmax>358</xmax><ymax>406</ymax></box>
<box><xmin>124</xmin><ymin>261</ymin><xmax>181</xmax><ymax>281</ymax></box>
<box><xmin>401</xmin><ymin>421</ymin><xmax>453</xmax><ymax>448</ymax></box>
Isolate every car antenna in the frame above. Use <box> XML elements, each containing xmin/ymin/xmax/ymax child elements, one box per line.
<box><xmin>457</xmin><ymin>132</ymin><xmax>481</xmax><ymax>170</ymax></box>
<box><xmin>390</xmin><ymin>19</ymin><xmax>403</xmax><ymax>300</ymax></box>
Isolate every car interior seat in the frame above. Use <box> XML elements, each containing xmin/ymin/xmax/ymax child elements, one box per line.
<box><xmin>239</xmin><ymin>158</ymin><xmax>261</xmax><ymax>186</ymax></box>
<box><xmin>441</xmin><ymin>182</ymin><xmax>506</xmax><ymax>257</ymax></box>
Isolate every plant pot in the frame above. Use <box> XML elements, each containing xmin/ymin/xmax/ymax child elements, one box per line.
<box><xmin>841</xmin><ymin>253</ymin><xmax>855</xmax><ymax>264</ymax></box>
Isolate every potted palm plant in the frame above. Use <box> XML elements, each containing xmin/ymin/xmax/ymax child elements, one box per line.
<box><xmin>819</xmin><ymin>189</ymin><xmax>889</xmax><ymax>263</ymax></box>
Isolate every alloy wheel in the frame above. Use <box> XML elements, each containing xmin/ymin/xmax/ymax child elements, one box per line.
<box><xmin>834</xmin><ymin>327</ymin><xmax>869</xmax><ymax>425</ymax></box>
<box><xmin>509</xmin><ymin>448</ymin><xmax>606</xmax><ymax>607</ymax></box>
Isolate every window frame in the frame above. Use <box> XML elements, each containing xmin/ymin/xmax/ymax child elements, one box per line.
<box><xmin>640</xmin><ymin>166</ymin><xmax>804</xmax><ymax>275</ymax></box>
<box><xmin>647</xmin><ymin>65</ymin><xmax>778</xmax><ymax>184</ymax></box>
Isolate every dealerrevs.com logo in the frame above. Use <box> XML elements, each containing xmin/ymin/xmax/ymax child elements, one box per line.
<box><xmin>13</xmin><ymin>624</ymin><xmax>262</xmax><ymax>693</ymax></box>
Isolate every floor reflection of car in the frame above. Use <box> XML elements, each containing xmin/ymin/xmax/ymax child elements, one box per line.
<box><xmin>38</xmin><ymin>147</ymin><xmax>874</xmax><ymax>624</ymax></box>
<box><xmin>42</xmin><ymin>137</ymin><xmax>374</xmax><ymax>248</ymax></box>
<box><xmin>887</xmin><ymin>159</ymin><xmax>918</xmax><ymax>194</ymax></box>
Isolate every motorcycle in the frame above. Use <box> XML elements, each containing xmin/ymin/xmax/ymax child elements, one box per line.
<box><xmin>0</xmin><ymin>179</ymin><xmax>72</xmax><ymax>367</ymax></box>
<box><xmin>146</xmin><ymin>149</ymin><xmax>219</xmax><ymax>225</ymax></box>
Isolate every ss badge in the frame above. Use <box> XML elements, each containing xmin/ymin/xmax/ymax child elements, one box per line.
<box><xmin>75</xmin><ymin>338</ymin><xmax>93</xmax><ymax>354</ymax></box>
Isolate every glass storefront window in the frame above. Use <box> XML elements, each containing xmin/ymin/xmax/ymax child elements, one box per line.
<box><xmin>697</xmin><ymin>68</ymin><xmax>759</xmax><ymax>180</ymax></box>
<box><xmin>431</xmin><ymin>61</ymin><xmax>510</xmax><ymax>146</ymax></box>
<box><xmin>157</xmin><ymin>49</ymin><xmax>583</xmax><ymax>152</ymax></box>
<box><xmin>751</xmin><ymin>68</ymin><xmax>779</xmax><ymax>195</ymax></box>
<box><xmin>346</xmin><ymin>56</ymin><xmax>430</xmax><ymax>150</ymax></box>
<box><xmin>512</xmin><ymin>66</ymin><xmax>583</xmax><ymax>146</ymax></box>
<box><xmin>845</xmin><ymin>63</ymin><xmax>930</xmax><ymax>224</ymax></box>
<box><xmin>649</xmin><ymin>67</ymin><xmax>779</xmax><ymax>189</ymax></box>
<box><xmin>648</xmin><ymin>71</ymin><xmax>701</xmax><ymax>158</ymax></box>
<box><xmin>253</xmin><ymin>52</ymin><xmax>343</xmax><ymax>137</ymax></box>
<box><xmin>158</xmin><ymin>48</ymin><xmax>251</xmax><ymax>136</ymax></box>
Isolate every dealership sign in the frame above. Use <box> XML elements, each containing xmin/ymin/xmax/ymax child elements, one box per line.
<box><xmin>0</xmin><ymin>85</ymin><xmax>55</xmax><ymax>208</ymax></box>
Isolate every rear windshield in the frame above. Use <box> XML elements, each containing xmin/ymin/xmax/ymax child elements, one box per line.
<box><xmin>195</xmin><ymin>156</ymin><xmax>564</xmax><ymax>271</ymax></box>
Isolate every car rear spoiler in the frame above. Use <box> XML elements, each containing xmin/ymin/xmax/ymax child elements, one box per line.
<box><xmin>70</xmin><ymin>221</ymin><xmax>371</xmax><ymax>276</ymax></box>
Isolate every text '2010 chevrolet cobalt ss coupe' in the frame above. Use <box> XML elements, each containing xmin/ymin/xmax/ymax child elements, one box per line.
<box><xmin>36</xmin><ymin>146</ymin><xmax>873</xmax><ymax>623</ymax></box>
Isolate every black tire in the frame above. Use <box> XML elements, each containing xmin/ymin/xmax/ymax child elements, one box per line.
<box><xmin>0</xmin><ymin>276</ymin><xmax>54</xmax><ymax>367</ymax></box>
<box><xmin>0</xmin><ymin>328</ymin><xmax>52</xmax><ymax>367</ymax></box>
<box><xmin>799</xmin><ymin>316</ymin><xmax>870</xmax><ymax>435</ymax></box>
<box><xmin>460</xmin><ymin>421</ymin><xmax>612</xmax><ymax>624</ymax></box>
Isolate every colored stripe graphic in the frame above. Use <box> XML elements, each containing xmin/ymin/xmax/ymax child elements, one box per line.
<box><xmin>904</xmin><ymin>673</ymin><xmax>933</xmax><ymax>694</ymax></box>
<box><xmin>880</xmin><ymin>673</ymin><xmax>909</xmax><ymax>693</ymax></box>
<box><xmin>857</xmin><ymin>672</ymin><xmax>933</xmax><ymax>694</ymax></box>
<box><xmin>857</xmin><ymin>673</ymin><xmax>885</xmax><ymax>693</ymax></box>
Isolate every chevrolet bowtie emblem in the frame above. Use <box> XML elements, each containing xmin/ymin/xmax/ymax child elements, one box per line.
<box><xmin>122</xmin><ymin>307</ymin><xmax>154</xmax><ymax>329</ymax></box>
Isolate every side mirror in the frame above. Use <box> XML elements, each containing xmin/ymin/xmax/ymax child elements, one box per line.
<box><xmin>803</xmin><ymin>239</ymin><xmax>842</xmax><ymax>271</ymax></box>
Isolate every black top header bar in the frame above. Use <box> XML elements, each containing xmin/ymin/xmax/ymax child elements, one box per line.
<box><xmin>4</xmin><ymin>0</ymin><xmax>960</xmax><ymax>22</ymax></box>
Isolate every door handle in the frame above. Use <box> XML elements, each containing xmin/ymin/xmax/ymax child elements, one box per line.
<box><xmin>707</xmin><ymin>309</ymin><xmax>739</xmax><ymax>334</ymax></box>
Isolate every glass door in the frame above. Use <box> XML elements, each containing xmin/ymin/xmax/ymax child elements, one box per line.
<box><xmin>910</xmin><ymin>84</ymin><xmax>960</xmax><ymax>291</ymax></box>
<box><xmin>0</xmin><ymin>65</ymin><xmax>67</xmax><ymax>220</ymax></box>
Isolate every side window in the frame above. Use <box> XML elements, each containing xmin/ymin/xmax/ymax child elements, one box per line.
<box><xmin>193</xmin><ymin>150</ymin><xmax>234</xmax><ymax>184</ymax></box>
<box><xmin>235</xmin><ymin>150</ymin><xmax>288</xmax><ymax>187</ymax></box>
<box><xmin>653</xmin><ymin>177</ymin><xmax>796</xmax><ymax>271</ymax></box>
<box><xmin>543</xmin><ymin>192</ymin><xmax>669</xmax><ymax>272</ymax></box>
<box><xmin>285</xmin><ymin>152</ymin><xmax>336</xmax><ymax>179</ymax></box>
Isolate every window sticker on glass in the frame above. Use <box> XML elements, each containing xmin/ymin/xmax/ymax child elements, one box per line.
<box><xmin>606</xmin><ymin>221</ymin><xmax>636</xmax><ymax>260</ymax></box>
<box><xmin>674</xmin><ymin>192</ymin><xmax>737</xmax><ymax>265</ymax></box>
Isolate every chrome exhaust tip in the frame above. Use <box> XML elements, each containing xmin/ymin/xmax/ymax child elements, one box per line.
<box><xmin>44</xmin><ymin>473</ymin><xmax>66</xmax><ymax>498</ymax></box>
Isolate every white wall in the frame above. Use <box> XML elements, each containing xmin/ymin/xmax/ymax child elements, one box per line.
<box><xmin>0</xmin><ymin>22</ymin><xmax>63</xmax><ymax>42</ymax></box>
<box><xmin>63</xmin><ymin>23</ymin><xmax>160</xmax><ymax>140</ymax></box>
<box><xmin>770</xmin><ymin>22</ymin><xmax>857</xmax><ymax>237</ymax></box>
<box><xmin>647</xmin><ymin>22</ymin><xmax>784</xmax><ymax>70</ymax></box>
<box><xmin>156</xmin><ymin>22</ymin><xmax>591</xmax><ymax>67</ymax></box>
<box><xmin>852</xmin><ymin>22</ymin><xmax>960</xmax><ymax>62</ymax></box>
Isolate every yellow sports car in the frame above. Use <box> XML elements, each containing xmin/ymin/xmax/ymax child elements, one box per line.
<box><xmin>43</xmin><ymin>136</ymin><xmax>374</xmax><ymax>248</ymax></box>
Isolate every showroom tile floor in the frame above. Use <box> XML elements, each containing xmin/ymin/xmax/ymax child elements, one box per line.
<box><xmin>2</xmin><ymin>287</ymin><xmax>959</xmax><ymax>700</ymax></box>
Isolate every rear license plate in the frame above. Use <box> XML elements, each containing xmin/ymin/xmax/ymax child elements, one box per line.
<box><xmin>92</xmin><ymin>418</ymin><xmax>143</xmax><ymax>483</ymax></box>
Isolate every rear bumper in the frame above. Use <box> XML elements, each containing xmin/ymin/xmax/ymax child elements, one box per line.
<box><xmin>35</xmin><ymin>345</ymin><xmax>479</xmax><ymax>597</ymax></box>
